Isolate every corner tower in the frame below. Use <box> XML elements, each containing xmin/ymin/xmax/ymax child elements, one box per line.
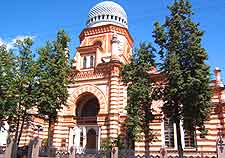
<box><xmin>55</xmin><ymin>1</ymin><xmax>133</xmax><ymax>153</ymax></box>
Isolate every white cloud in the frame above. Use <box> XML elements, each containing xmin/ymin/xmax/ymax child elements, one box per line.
<box><xmin>12</xmin><ymin>35</ymin><xmax>35</xmax><ymax>44</ymax></box>
<box><xmin>6</xmin><ymin>42</ymin><xmax>15</xmax><ymax>50</ymax></box>
<box><xmin>0</xmin><ymin>36</ymin><xmax>35</xmax><ymax>50</ymax></box>
<box><xmin>0</xmin><ymin>38</ymin><xmax>6</xmax><ymax>46</ymax></box>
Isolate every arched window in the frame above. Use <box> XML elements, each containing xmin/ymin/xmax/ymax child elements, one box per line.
<box><xmin>90</xmin><ymin>56</ymin><xmax>94</xmax><ymax>68</ymax></box>
<box><xmin>83</xmin><ymin>56</ymin><xmax>87</xmax><ymax>69</ymax></box>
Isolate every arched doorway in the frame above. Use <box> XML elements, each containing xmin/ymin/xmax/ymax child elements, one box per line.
<box><xmin>86</xmin><ymin>128</ymin><xmax>97</xmax><ymax>153</ymax></box>
<box><xmin>74</xmin><ymin>93</ymin><xmax>100</xmax><ymax>153</ymax></box>
<box><xmin>76</xmin><ymin>92</ymin><xmax>100</xmax><ymax>124</ymax></box>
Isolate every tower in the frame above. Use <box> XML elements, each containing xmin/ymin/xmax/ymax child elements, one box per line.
<box><xmin>53</xmin><ymin>1</ymin><xmax>133</xmax><ymax>153</ymax></box>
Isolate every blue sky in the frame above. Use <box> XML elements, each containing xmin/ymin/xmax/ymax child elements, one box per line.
<box><xmin>0</xmin><ymin>0</ymin><xmax>225</xmax><ymax>81</ymax></box>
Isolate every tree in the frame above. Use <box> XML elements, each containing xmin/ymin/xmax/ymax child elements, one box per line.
<box><xmin>9</xmin><ymin>38</ymin><xmax>38</xmax><ymax>158</ymax></box>
<box><xmin>153</xmin><ymin>0</ymin><xmax>211</xmax><ymax>157</ymax></box>
<box><xmin>0</xmin><ymin>45</ymin><xmax>16</xmax><ymax>130</ymax></box>
<box><xmin>121</xmin><ymin>42</ymin><xmax>156</xmax><ymax>151</ymax></box>
<box><xmin>36</xmin><ymin>30</ymin><xmax>71</xmax><ymax>149</ymax></box>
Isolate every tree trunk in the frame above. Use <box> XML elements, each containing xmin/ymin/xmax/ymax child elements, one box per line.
<box><xmin>175</xmin><ymin>119</ymin><xmax>184</xmax><ymax>158</ymax></box>
<box><xmin>144</xmin><ymin>126</ymin><xmax>150</xmax><ymax>156</ymax></box>
<box><xmin>48</xmin><ymin>118</ymin><xmax>52</xmax><ymax>149</ymax></box>
<box><xmin>131</xmin><ymin>140</ymin><xmax>135</xmax><ymax>151</ymax></box>
<box><xmin>47</xmin><ymin>117</ymin><xmax>55</xmax><ymax>148</ymax></box>
<box><xmin>144</xmin><ymin>107</ymin><xmax>151</xmax><ymax>157</ymax></box>
<box><xmin>17</xmin><ymin>113</ymin><xmax>26</xmax><ymax>146</ymax></box>
<box><xmin>11</xmin><ymin>116</ymin><xmax>20</xmax><ymax>158</ymax></box>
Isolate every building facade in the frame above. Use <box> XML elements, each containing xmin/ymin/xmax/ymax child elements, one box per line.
<box><xmin>52</xmin><ymin>1</ymin><xmax>132</xmax><ymax>154</ymax></box>
<box><xmin>6</xmin><ymin>1</ymin><xmax>225</xmax><ymax>157</ymax></box>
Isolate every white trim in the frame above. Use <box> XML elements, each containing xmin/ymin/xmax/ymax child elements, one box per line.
<box><xmin>98</xmin><ymin>127</ymin><xmax>101</xmax><ymax>150</ymax></box>
<box><xmin>83</xmin><ymin>126</ymin><xmax>87</xmax><ymax>148</ymax></box>
<box><xmin>180</xmin><ymin>121</ymin><xmax>185</xmax><ymax>149</ymax></box>
<box><xmin>162</xmin><ymin>119</ymin><xmax>196</xmax><ymax>150</ymax></box>
<box><xmin>68</xmin><ymin>128</ymin><xmax>75</xmax><ymax>152</ymax></box>
<box><xmin>173</xmin><ymin>122</ymin><xmax>178</xmax><ymax>150</ymax></box>
<box><xmin>87</xmin><ymin>56</ymin><xmax>90</xmax><ymax>68</ymax></box>
<box><xmin>161</xmin><ymin>120</ymin><xmax>165</xmax><ymax>147</ymax></box>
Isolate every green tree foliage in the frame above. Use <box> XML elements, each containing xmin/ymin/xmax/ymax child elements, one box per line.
<box><xmin>8</xmin><ymin>38</ymin><xmax>38</xmax><ymax>158</ymax></box>
<box><xmin>153</xmin><ymin>0</ymin><xmax>211</xmax><ymax>157</ymax></box>
<box><xmin>36</xmin><ymin>30</ymin><xmax>71</xmax><ymax>148</ymax></box>
<box><xmin>0</xmin><ymin>30</ymin><xmax>70</xmax><ymax>156</ymax></box>
<box><xmin>0</xmin><ymin>45</ymin><xmax>16</xmax><ymax>129</ymax></box>
<box><xmin>121</xmin><ymin>42</ymin><xmax>156</xmax><ymax>150</ymax></box>
<box><xmin>100</xmin><ymin>136</ymin><xmax>125</xmax><ymax>158</ymax></box>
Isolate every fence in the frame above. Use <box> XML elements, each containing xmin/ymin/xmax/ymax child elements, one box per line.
<box><xmin>0</xmin><ymin>153</ymin><xmax>219</xmax><ymax>158</ymax></box>
<box><xmin>0</xmin><ymin>147</ymin><xmax>219</xmax><ymax>158</ymax></box>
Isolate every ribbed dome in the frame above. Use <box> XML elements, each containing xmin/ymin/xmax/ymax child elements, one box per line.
<box><xmin>86</xmin><ymin>1</ymin><xmax>128</xmax><ymax>28</ymax></box>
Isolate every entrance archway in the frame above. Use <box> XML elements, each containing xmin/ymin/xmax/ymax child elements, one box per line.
<box><xmin>75</xmin><ymin>93</ymin><xmax>100</xmax><ymax>152</ymax></box>
<box><xmin>76</xmin><ymin>92</ymin><xmax>100</xmax><ymax>124</ymax></box>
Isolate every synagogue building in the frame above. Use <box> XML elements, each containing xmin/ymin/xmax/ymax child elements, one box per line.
<box><xmin>1</xmin><ymin>1</ymin><xmax>225</xmax><ymax>157</ymax></box>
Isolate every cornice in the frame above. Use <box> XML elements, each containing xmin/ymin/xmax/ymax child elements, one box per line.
<box><xmin>79</xmin><ymin>24</ymin><xmax>133</xmax><ymax>46</ymax></box>
<box><xmin>76</xmin><ymin>45</ymin><xmax>103</xmax><ymax>53</ymax></box>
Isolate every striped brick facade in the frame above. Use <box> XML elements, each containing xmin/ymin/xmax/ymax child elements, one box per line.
<box><xmin>15</xmin><ymin>2</ymin><xmax>225</xmax><ymax>157</ymax></box>
<box><xmin>42</xmin><ymin>24</ymin><xmax>133</xmax><ymax>152</ymax></box>
<box><xmin>133</xmin><ymin>69</ymin><xmax>225</xmax><ymax>157</ymax></box>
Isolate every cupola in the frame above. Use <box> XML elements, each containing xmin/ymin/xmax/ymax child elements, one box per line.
<box><xmin>86</xmin><ymin>1</ymin><xmax>128</xmax><ymax>28</ymax></box>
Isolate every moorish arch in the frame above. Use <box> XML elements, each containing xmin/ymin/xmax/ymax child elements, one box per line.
<box><xmin>75</xmin><ymin>92</ymin><xmax>100</xmax><ymax>118</ymax></box>
<box><xmin>67</xmin><ymin>85</ymin><xmax>108</xmax><ymax>152</ymax></box>
<box><xmin>67</xmin><ymin>84</ymin><xmax>108</xmax><ymax>115</ymax></box>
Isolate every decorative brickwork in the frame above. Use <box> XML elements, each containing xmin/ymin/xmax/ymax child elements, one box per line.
<box><xmin>67</xmin><ymin>85</ymin><xmax>108</xmax><ymax>115</ymax></box>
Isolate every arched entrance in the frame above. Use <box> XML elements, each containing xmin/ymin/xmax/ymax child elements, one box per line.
<box><xmin>76</xmin><ymin>92</ymin><xmax>100</xmax><ymax>124</ymax></box>
<box><xmin>73</xmin><ymin>93</ymin><xmax>100</xmax><ymax>153</ymax></box>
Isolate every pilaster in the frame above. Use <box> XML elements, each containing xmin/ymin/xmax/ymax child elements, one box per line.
<box><xmin>108</xmin><ymin>61</ymin><xmax>122</xmax><ymax>139</ymax></box>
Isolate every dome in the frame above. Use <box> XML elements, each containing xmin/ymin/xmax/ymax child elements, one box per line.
<box><xmin>86</xmin><ymin>1</ymin><xmax>128</xmax><ymax>28</ymax></box>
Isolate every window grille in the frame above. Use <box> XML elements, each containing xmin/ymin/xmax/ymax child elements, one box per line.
<box><xmin>164</xmin><ymin>118</ymin><xmax>175</xmax><ymax>148</ymax></box>
<box><xmin>184</xmin><ymin>129</ymin><xmax>195</xmax><ymax>147</ymax></box>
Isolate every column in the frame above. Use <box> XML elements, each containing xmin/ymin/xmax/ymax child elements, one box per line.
<box><xmin>73</xmin><ymin>127</ymin><xmax>81</xmax><ymax>149</ymax></box>
<box><xmin>98</xmin><ymin>127</ymin><xmax>101</xmax><ymax>150</ymax></box>
<box><xmin>108</xmin><ymin>63</ymin><xmax>120</xmax><ymax>139</ymax></box>
<box><xmin>83</xmin><ymin>127</ymin><xmax>87</xmax><ymax>149</ymax></box>
<box><xmin>68</xmin><ymin>128</ymin><xmax>74</xmax><ymax>151</ymax></box>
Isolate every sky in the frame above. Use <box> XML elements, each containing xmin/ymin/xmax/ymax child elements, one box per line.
<box><xmin>0</xmin><ymin>0</ymin><xmax>225</xmax><ymax>81</ymax></box>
